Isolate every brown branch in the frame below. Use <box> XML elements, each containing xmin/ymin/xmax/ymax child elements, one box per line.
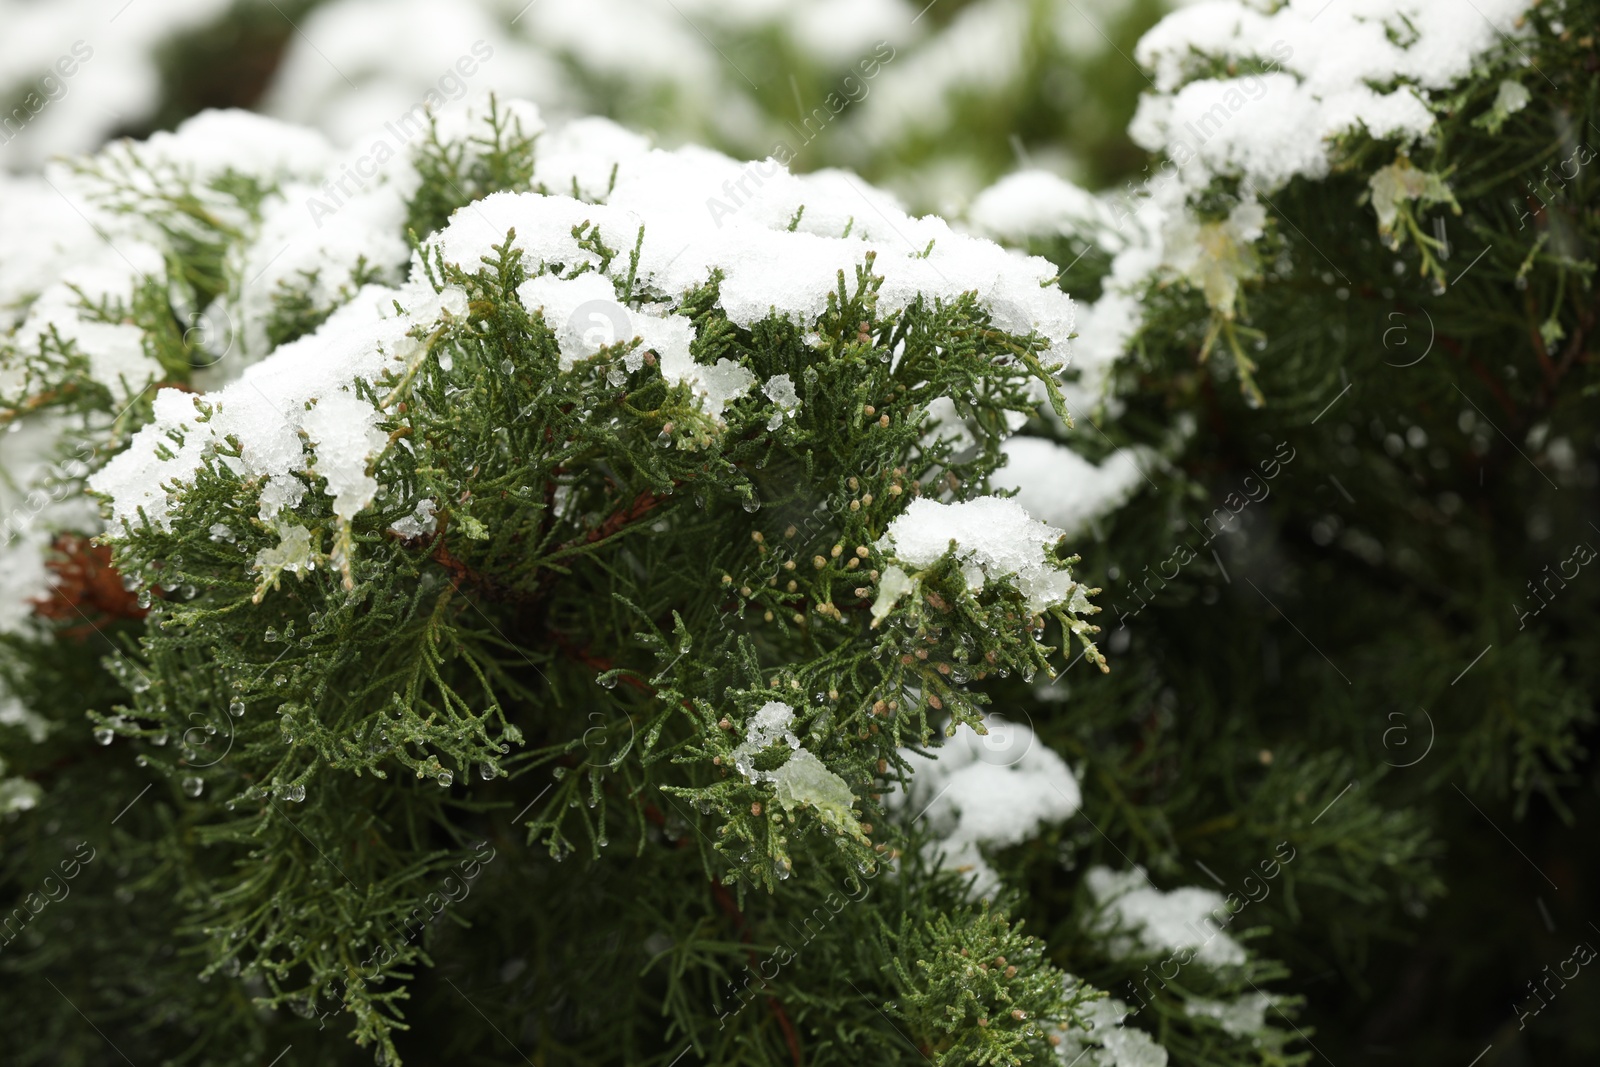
<box><xmin>584</xmin><ymin>485</ymin><xmax>673</xmax><ymax>546</ymax></box>
<box><xmin>31</xmin><ymin>534</ymin><xmax>148</xmax><ymax>635</ymax></box>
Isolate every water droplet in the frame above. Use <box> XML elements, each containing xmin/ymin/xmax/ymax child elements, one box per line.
<box><xmin>229</xmin><ymin>699</ymin><xmax>245</xmax><ymax>718</ymax></box>
<box><xmin>478</xmin><ymin>762</ymin><xmax>497</xmax><ymax>781</ymax></box>
<box><xmin>94</xmin><ymin>726</ymin><xmax>114</xmax><ymax>745</ymax></box>
<box><xmin>436</xmin><ymin>770</ymin><xmax>454</xmax><ymax>787</ymax></box>
<box><xmin>286</xmin><ymin>784</ymin><xmax>306</xmax><ymax>803</ymax></box>
<box><xmin>598</xmin><ymin>673</ymin><xmax>618</xmax><ymax>690</ymax></box>
<box><xmin>552</xmin><ymin>766</ymin><xmax>568</xmax><ymax>780</ymax></box>
<box><xmin>741</xmin><ymin>495</ymin><xmax>760</xmax><ymax>514</ymax></box>
<box><xmin>500</xmin><ymin>359</ymin><xmax>515</xmax><ymax>375</ymax></box>
<box><xmin>182</xmin><ymin>776</ymin><xmax>204</xmax><ymax>798</ymax></box>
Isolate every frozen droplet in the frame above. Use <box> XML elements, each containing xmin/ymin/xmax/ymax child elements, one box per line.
<box><xmin>182</xmin><ymin>776</ymin><xmax>204</xmax><ymax>798</ymax></box>
<box><xmin>500</xmin><ymin>360</ymin><xmax>515</xmax><ymax>375</ymax></box>
<box><xmin>552</xmin><ymin>766</ymin><xmax>568</xmax><ymax>780</ymax></box>
<box><xmin>437</xmin><ymin>351</ymin><xmax>454</xmax><ymax>372</ymax></box>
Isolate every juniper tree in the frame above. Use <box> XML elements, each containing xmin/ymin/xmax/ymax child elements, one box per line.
<box><xmin>0</xmin><ymin>100</ymin><xmax>1155</xmax><ymax>1066</ymax></box>
<box><xmin>3</xmin><ymin>0</ymin><xmax>1598</xmax><ymax>1064</ymax></box>
<box><xmin>963</xmin><ymin>0</ymin><xmax>1600</xmax><ymax>1059</ymax></box>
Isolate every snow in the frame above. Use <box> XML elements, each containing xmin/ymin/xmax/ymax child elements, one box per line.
<box><xmin>1055</xmin><ymin>994</ymin><xmax>1169</xmax><ymax>1067</ymax></box>
<box><xmin>256</xmin><ymin>0</ymin><xmax>925</xmax><ymax>170</ymax></box>
<box><xmin>870</xmin><ymin>564</ymin><xmax>915</xmax><ymax>626</ymax></box>
<box><xmin>0</xmin><ymin>175</ymin><xmax>106</xmax><ymax>320</ymax></box>
<box><xmin>1084</xmin><ymin>865</ymin><xmax>1247</xmax><ymax>967</ymax></box>
<box><xmin>1090</xmin><ymin>0</ymin><xmax>1537</xmax><ymax>317</ymax></box>
<box><xmin>730</xmin><ymin>700</ymin><xmax>860</xmax><ymax>836</ymax></box>
<box><xmin>1494</xmin><ymin>79</ymin><xmax>1531</xmax><ymax>115</ymax></box>
<box><xmin>105</xmin><ymin>109</ymin><xmax>336</xmax><ymax>187</ymax></box>
<box><xmin>90</xmin><ymin>282</ymin><xmax>461</xmax><ymax>531</ymax></box>
<box><xmin>968</xmin><ymin>170</ymin><xmax>1118</xmax><ymax>248</ymax></box>
<box><xmin>891</xmin><ymin>717</ymin><xmax>1080</xmax><ymax>898</ymax></box>
<box><xmin>964</xmin><ymin>169</ymin><xmax>1160</xmax><ymax>408</ymax></box>
<box><xmin>881</xmin><ymin>496</ymin><xmax>1085</xmax><ymax>615</ymax></box>
<box><xmin>0</xmin><ymin>0</ymin><xmax>238</xmax><ymax>172</ymax></box>
<box><xmin>993</xmin><ymin>437</ymin><xmax>1152</xmax><ymax>540</ymax></box>
<box><xmin>762</xmin><ymin>373</ymin><xmax>801</xmax><ymax>429</ymax></box>
<box><xmin>89</xmin><ymin>105</ymin><xmax>1074</xmax><ymax>545</ymax></box>
<box><xmin>1159</xmin><ymin>197</ymin><xmax>1266</xmax><ymax>317</ymax></box>
<box><xmin>1129</xmin><ymin>0</ymin><xmax>1536</xmax><ymax>195</ymax></box>
<box><xmin>1185</xmin><ymin>993</ymin><xmax>1273</xmax><ymax>1036</ymax></box>
<box><xmin>301</xmin><ymin>390</ymin><xmax>388</xmax><ymax>521</ymax></box>
<box><xmin>730</xmin><ymin>700</ymin><xmax>802</xmax><ymax>783</ymax></box>
<box><xmin>517</xmin><ymin>272</ymin><xmax>634</xmax><ymax>370</ymax></box>
<box><xmin>259</xmin><ymin>0</ymin><xmax>567</xmax><ymax>149</ymax></box>
<box><xmin>434</xmin><ymin>167</ymin><xmax>1074</xmax><ymax>368</ymax></box>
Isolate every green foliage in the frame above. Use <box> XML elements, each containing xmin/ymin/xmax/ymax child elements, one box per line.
<box><xmin>883</xmin><ymin>900</ymin><xmax>1093</xmax><ymax>1065</ymax></box>
<box><xmin>405</xmin><ymin>97</ymin><xmax>542</xmax><ymax>240</ymax></box>
<box><xmin>991</xmin><ymin>0</ymin><xmax>1600</xmax><ymax>1058</ymax></box>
